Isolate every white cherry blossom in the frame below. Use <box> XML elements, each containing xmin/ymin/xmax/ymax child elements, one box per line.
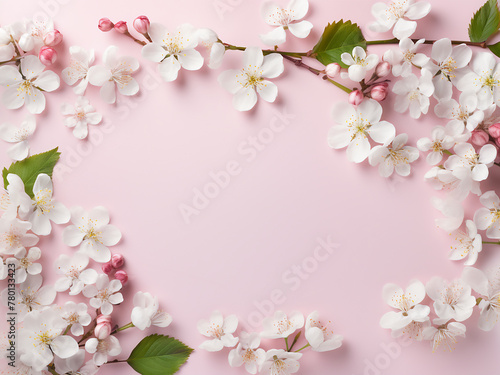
<box><xmin>340</xmin><ymin>46</ymin><xmax>379</xmax><ymax>82</ymax></box>
<box><xmin>61</xmin><ymin>96</ymin><xmax>102</xmax><ymax>139</ymax></box>
<box><xmin>449</xmin><ymin>220</ymin><xmax>482</xmax><ymax>266</ymax></box>
<box><xmin>142</xmin><ymin>23</ymin><xmax>203</xmax><ymax>82</ymax></box>
<box><xmin>261</xmin><ymin>310</ymin><xmax>304</xmax><ymax>339</ymax></box>
<box><xmin>219</xmin><ymin>47</ymin><xmax>284</xmax><ymax>111</ymax></box>
<box><xmin>474</xmin><ymin>191</ymin><xmax>500</xmax><ymax>239</ymax></box>
<box><xmin>0</xmin><ymin>55</ymin><xmax>60</xmax><ymax>114</ymax></box>
<box><xmin>328</xmin><ymin>99</ymin><xmax>396</xmax><ymax>163</ymax></box>
<box><xmin>0</xmin><ymin>116</ymin><xmax>36</xmax><ymax>161</ymax></box>
<box><xmin>383</xmin><ymin>38</ymin><xmax>429</xmax><ymax>77</ymax></box>
<box><xmin>88</xmin><ymin>46</ymin><xmax>139</xmax><ymax>104</ymax></box>
<box><xmin>305</xmin><ymin>311</ymin><xmax>343</xmax><ymax>352</ymax></box>
<box><xmin>198</xmin><ymin>310</ymin><xmax>239</xmax><ymax>351</ymax></box>
<box><xmin>259</xmin><ymin>0</ymin><xmax>313</xmax><ymax>46</ymax></box>
<box><xmin>369</xmin><ymin>0</ymin><xmax>431</xmax><ymax>40</ymax></box>
<box><xmin>82</xmin><ymin>274</ymin><xmax>123</xmax><ymax>315</ymax></box>
<box><xmin>369</xmin><ymin>133</ymin><xmax>419</xmax><ymax>177</ymax></box>
<box><xmin>54</xmin><ymin>253</ymin><xmax>98</xmax><ymax>295</ymax></box>
<box><xmin>62</xmin><ymin>46</ymin><xmax>95</xmax><ymax>95</ymax></box>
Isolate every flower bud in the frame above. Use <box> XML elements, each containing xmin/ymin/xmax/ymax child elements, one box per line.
<box><xmin>111</xmin><ymin>254</ymin><xmax>125</xmax><ymax>269</ymax></box>
<box><xmin>96</xmin><ymin>314</ymin><xmax>112</xmax><ymax>325</ymax></box>
<box><xmin>18</xmin><ymin>34</ymin><xmax>34</xmax><ymax>52</ymax></box>
<box><xmin>325</xmin><ymin>63</ymin><xmax>341</xmax><ymax>79</ymax></box>
<box><xmin>348</xmin><ymin>90</ymin><xmax>364</xmax><ymax>106</ymax></box>
<box><xmin>101</xmin><ymin>262</ymin><xmax>113</xmax><ymax>275</ymax></box>
<box><xmin>114</xmin><ymin>21</ymin><xmax>128</xmax><ymax>34</ymax></box>
<box><xmin>95</xmin><ymin>321</ymin><xmax>112</xmax><ymax>340</ymax></box>
<box><xmin>114</xmin><ymin>270</ymin><xmax>128</xmax><ymax>285</ymax></box>
<box><xmin>375</xmin><ymin>61</ymin><xmax>391</xmax><ymax>77</ymax></box>
<box><xmin>98</xmin><ymin>18</ymin><xmax>114</xmax><ymax>32</ymax></box>
<box><xmin>39</xmin><ymin>46</ymin><xmax>57</xmax><ymax>66</ymax></box>
<box><xmin>43</xmin><ymin>30</ymin><xmax>63</xmax><ymax>46</ymax></box>
<box><xmin>133</xmin><ymin>16</ymin><xmax>150</xmax><ymax>34</ymax></box>
<box><xmin>471</xmin><ymin>130</ymin><xmax>489</xmax><ymax>146</ymax></box>
<box><xmin>370</xmin><ymin>83</ymin><xmax>388</xmax><ymax>102</ymax></box>
<box><xmin>489</xmin><ymin>123</ymin><xmax>500</xmax><ymax>138</ymax></box>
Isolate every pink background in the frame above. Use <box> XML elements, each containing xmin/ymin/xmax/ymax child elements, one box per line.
<box><xmin>1</xmin><ymin>0</ymin><xmax>500</xmax><ymax>374</ymax></box>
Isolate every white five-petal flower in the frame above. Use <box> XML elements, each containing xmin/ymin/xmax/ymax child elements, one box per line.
<box><xmin>88</xmin><ymin>46</ymin><xmax>139</xmax><ymax>104</ymax></box>
<box><xmin>417</xmin><ymin>126</ymin><xmax>455</xmax><ymax>165</ymax></box>
<box><xmin>369</xmin><ymin>133</ymin><xmax>419</xmax><ymax>177</ymax></box>
<box><xmin>62</xmin><ymin>46</ymin><xmax>95</xmax><ymax>95</ymax></box>
<box><xmin>228</xmin><ymin>332</ymin><xmax>266</xmax><ymax>374</ymax></box>
<box><xmin>425</xmin><ymin>39</ymin><xmax>472</xmax><ymax>101</ymax></box>
<box><xmin>426</xmin><ymin>277</ymin><xmax>476</xmax><ymax>323</ymax></box>
<box><xmin>61</xmin><ymin>96</ymin><xmax>102</xmax><ymax>139</ymax></box>
<box><xmin>444</xmin><ymin>143</ymin><xmax>497</xmax><ymax>182</ymax></box>
<box><xmin>458</xmin><ymin>52</ymin><xmax>500</xmax><ymax>110</ymax></box>
<box><xmin>198</xmin><ymin>310</ymin><xmax>239</xmax><ymax>351</ymax></box>
<box><xmin>474</xmin><ymin>191</ymin><xmax>500</xmax><ymax>239</ymax></box>
<box><xmin>142</xmin><ymin>23</ymin><xmax>203</xmax><ymax>82</ymax></box>
<box><xmin>131</xmin><ymin>291</ymin><xmax>173</xmax><ymax>330</ymax></box>
<box><xmin>380</xmin><ymin>280</ymin><xmax>430</xmax><ymax>331</ymax></box>
<box><xmin>54</xmin><ymin>253</ymin><xmax>98</xmax><ymax>295</ymax></box>
<box><xmin>392</xmin><ymin>69</ymin><xmax>434</xmax><ymax>119</ymax></box>
<box><xmin>219</xmin><ymin>47</ymin><xmax>284</xmax><ymax>111</ymax></box>
<box><xmin>369</xmin><ymin>0</ymin><xmax>431</xmax><ymax>39</ymax></box>
<box><xmin>82</xmin><ymin>274</ymin><xmax>123</xmax><ymax>315</ymax></box>
<box><xmin>28</xmin><ymin>173</ymin><xmax>70</xmax><ymax>235</ymax></box>
<box><xmin>0</xmin><ymin>55</ymin><xmax>60</xmax><ymax>114</ymax></box>
<box><xmin>261</xmin><ymin>310</ymin><xmax>304</xmax><ymax>339</ymax></box>
<box><xmin>62</xmin><ymin>206</ymin><xmax>122</xmax><ymax>263</ymax></box>
<box><xmin>0</xmin><ymin>116</ymin><xmax>36</xmax><ymax>161</ymax></box>
<box><xmin>329</xmin><ymin>99</ymin><xmax>396</xmax><ymax>163</ymax></box>
<box><xmin>305</xmin><ymin>311</ymin><xmax>343</xmax><ymax>352</ymax></box>
<box><xmin>0</xmin><ymin>218</ymin><xmax>38</xmax><ymax>256</ymax></box>
<box><xmin>85</xmin><ymin>335</ymin><xmax>121</xmax><ymax>366</ymax></box>
<box><xmin>60</xmin><ymin>301</ymin><xmax>92</xmax><ymax>336</ymax></box>
<box><xmin>259</xmin><ymin>0</ymin><xmax>313</xmax><ymax>46</ymax></box>
<box><xmin>449</xmin><ymin>220</ymin><xmax>482</xmax><ymax>266</ymax></box>
<box><xmin>341</xmin><ymin>46</ymin><xmax>379</xmax><ymax>82</ymax></box>
<box><xmin>383</xmin><ymin>38</ymin><xmax>429</xmax><ymax>77</ymax></box>
<box><xmin>435</xmin><ymin>90</ymin><xmax>484</xmax><ymax>132</ymax></box>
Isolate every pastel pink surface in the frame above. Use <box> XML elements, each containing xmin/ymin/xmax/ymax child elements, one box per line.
<box><xmin>1</xmin><ymin>0</ymin><xmax>500</xmax><ymax>374</ymax></box>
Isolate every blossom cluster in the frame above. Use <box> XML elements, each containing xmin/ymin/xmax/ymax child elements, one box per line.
<box><xmin>380</xmin><ymin>267</ymin><xmax>500</xmax><ymax>351</ymax></box>
<box><xmin>0</xmin><ymin>170</ymin><xmax>172</xmax><ymax>373</ymax></box>
<box><xmin>197</xmin><ymin>310</ymin><xmax>343</xmax><ymax>374</ymax></box>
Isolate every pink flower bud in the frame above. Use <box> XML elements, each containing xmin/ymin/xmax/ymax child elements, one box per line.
<box><xmin>96</xmin><ymin>314</ymin><xmax>112</xmax><ymax>325</ymax></box>
<box><xmin>375</xmin><ymin>61</ymin><xmax>391</xmax><ymax>77</ymax></box>
<box><xmin>348</xmin><ymin>90</ymin><xmax>364</xmax><ymax>106</ymax></box>
<box><xmin>114</xmin><ymin>21</ymin><xmax>128</xmax><ymax>34</ymax></box>
<box><xmin>111</xmin><ymin>254</ymin><xmax>125</xmax><ymax>269</ymax></box>
<box><xmin>98</xmin><ymin>18</ymin><xmax>114</xmax><ymax>32</ymax></box>
<box><xmin>325</xmin><ymin>63</ymin><xmax>341</xmax><ymax>79</ymax></box>
<box><xmin>101</xmin><ymin>262</ymin><xmax>113</xmax><ymax>275</ymax></box>
<box><xmin>471</xmin><ymin>130</ymin><xmax>489</xmax><ymax>146</ymax></box>
<box><xmin>95</xmin><ymin>321</ymin><xmax>112</xmax><ymax>340</ymax></box>
<box><xmin>489</xmin><ymin>123</ymin><xmax>500</xmax><ymax>138</ymax></box>
<box><xmin>133</xmin><ymin>16</ymin><xmax>150</xmax><ymax>34</ymax></box>
<box><xmin>114</xmin><ymin>270</ymin><xmax>128</xmax><ymax>285</ymax></box>
<box><xmin>370</xmin><ymin>83</ymin><xmax>388</xmax><ymax>102</ymax></box>
<box><xmin>39</xmin><ymin>46</ymin><xmax>57</xmax><ymax>66</ymax></box>
<box><xmin>43</xmin><ymin>30</ymin><xmax>63</xmax><ymax>46</ymax></box>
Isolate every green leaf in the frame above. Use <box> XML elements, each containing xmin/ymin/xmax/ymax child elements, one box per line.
<box><xmin>312</xmin><ymin>20</ymin><xmax>366</xmax><ymax>68</ymax></box>
<box><xmin>127</xmin><ymin>334</ymin><xmax>193</xmax><ymax>375</ymax></box>
<box><xmin>488</xmin><ymin>40</ymin><xmax>500</xmax><ymax>57</ymax></box>
<box><xmin>469</xmin><ymin>0</ymin><xmax>500</xmax><ymax>42</ymax></box>
<box><xmin>2</xmin><ymin>148</ymin><xmax>60</xmax><ymax>198</ymax></box>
